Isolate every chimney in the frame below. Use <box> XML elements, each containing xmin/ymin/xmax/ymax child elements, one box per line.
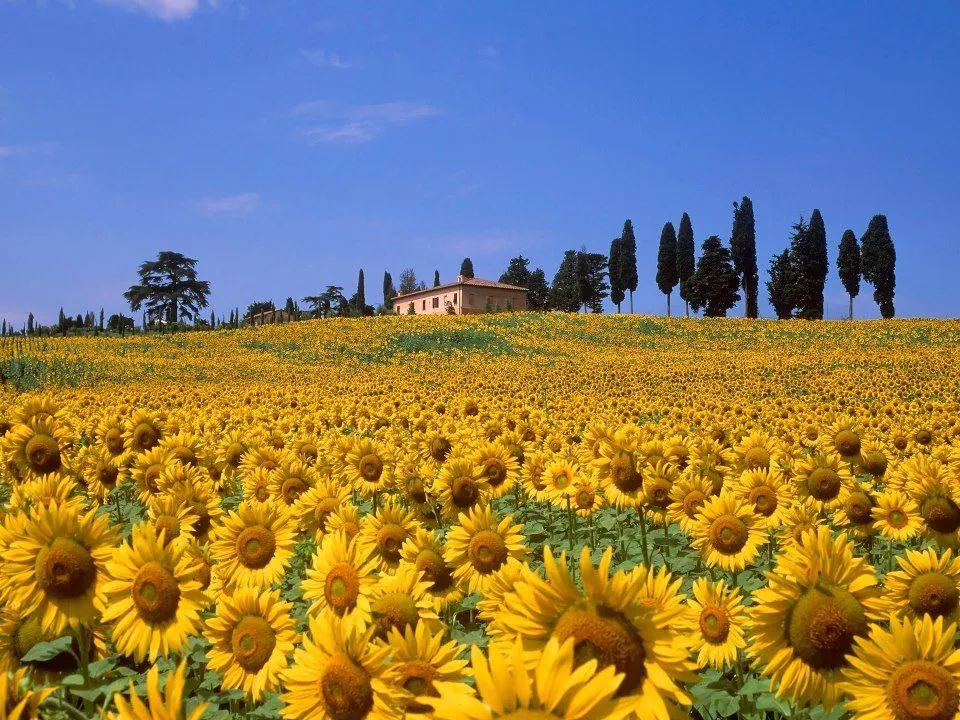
<box><xmin>457</xmin><ymin>274</ymin><xmax>463</xmax><ymax>283</ymax></box>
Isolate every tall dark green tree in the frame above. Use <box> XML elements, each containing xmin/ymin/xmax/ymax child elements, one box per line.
<box><xmin>348</xmin><ymin>269</ymin><xmax>368</xmax><ymax>315</ymax></box>
<box><xmin>573</xmin><ymin>247</ymin><xmax>609</xmax><ymax>313</ymax></box>
<box><xmin>58</xmin><ymin>308</ymin><xmax>66</xmax><ymax>336</ymax></box>
<box><xmin>676</xmin><ymin>213</ymin><xmax>696</xmax><ymax>317</ymax></box>
<box><xmin>382</xmin><ymin>271</ymin><xmax>396</xmax><ymax>307</ymax></box>
<box><xmin>789</xmin><ymin>212</ymin><xmax>828</xmax><ymax>319</ymax></box>
<box><xmin>730</xmin><ymin>197</ymin><xmax>759</xmax><ymax>318</ymax></box>
<box><xmin>687</xmin><ymin>236</ymin><xmax>741</xmax><ymax>317</ymax></box>
<box><xmin>398</xmin><ymin>269</ymin><xmax>419</xmax><ymax>295</ymax></box>
<box><xmin>433</xmin><ymin>270</ymin><xmax>441</xmax><ymax>287</ymax></box>
<box><xmin>27</xmin><ymin>313</ymin><xmax>34</xmax><ymax>335</ymax></box>
<box><xmin>608</xmin><ymin>237</ymin><xmax>624</xmax><ymax>312</ymax></box>
<box><xmin>655</xmin><ymin>222</ymin><xmax>679</xmax><ymax>316</ymax></box>
<box><xmin>500</xmin><ymin>256</ymin><xmax>550</xmax><ymax>311</ymax></box>
<box><xmin>527</xmin><ymin>268</ymin><xmax>551</xmax><ymax>311</ymax></box>
<box><xmin>767</xmin><ymin>249</ymin><xmax>798</xmax><ymax>319</ymax></box>
<box><xmin>618</xmin><ymin>220</ymin><xmax>638</xmax><ymax>312</ymax></box>
<box><xmin>549</xmin><ymin>251</ymin><xmax>582</xmax><ymax>312</ymax></box>
<box><xmin>459</xmin><ymin>258</ymin><xmax>475</xmax><ymax>278</ymax></box>
<box><xmin>860</xmin><ymin>214</ymin><xmax>896</xmax><ymax>319</ymax></box>
<box><xmin>500</xmin><ymin>256</ymin><xmax>533</xmax><ymax>287</ymax></box>
<box><xmin>837</xmin><ymin>229</ymin><xmax>861</xmax><ymax>320</ymax></box>
<box><xmin>124</xmin><ymin>251</ymin><xmax>211</xmax><ymax>325</ymax></box>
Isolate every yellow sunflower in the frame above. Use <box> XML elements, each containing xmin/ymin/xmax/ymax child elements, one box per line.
<box><xmin>398</xmin><ymin>528</ymin><xmax>463</xmax><ymax>613</ymax></box>
<box><xmin>146</xmin><ymin>494</ymin><xmax>198</xmax><ymax>546</ymax></box>
<box><xmin>885</xmin><ymin>547</ymin><xmax>960</xmax><ymax>624</ymax></box>
<box><xmin>495</xmin><ymin>546</ymin><xmax>696</xmax><ymax>720</ymax></box>
<box><xmin>358</xmin><ymin>496</ymin><xmax>422</xmax><ymax>571</ymax></box>
<box><xmin>368</xmin><ymin>564</ymin><xmax>442</xmax><ymax>640</ymax></box>
<box><xmin>101</xmin><ymin>522</ymin><xmax>206</xmax><ymax>661</ymax></box>
<box><xmin>106</xmin><ymin>659</ymin><xmax>205</xmax><ymax>720</ymax></box>
<box><xmin>0</xmin><ymin>668</ymin><xmax>55</xmax><ymax>720</ymax></box>
<box><xmin>840</xmin><ymin>614</ymin><xmax>960</xmax><ymax>720</ymax></box>
<box><xmin>204</xmin><ymin>586</ymin><xmax>298</xmax><ymax>701</ymax></box>
<box><xmin>792</xmin><ymin>451</ymin><xmax>854</xmax><ymax>510</ymax></box>
<box><xmin>435</xmin><ymin>457</ymin><xmax>490</xmax><ymax>520</ymax></box>
<box><xmin>209</xmin><ymin>501</ymin><xmax>297</xmax><ymax>589</ymax></box>
<box><xmin>424</xmin><ymin>636</ymin><xmax>629</xmax><ymax>720</ymax></box>
<box><xmin>735</xmin><ymin>467</ymin><xmax>792</xmax><ymax>530</ymax></box>
<box><xmin>1</xmin><ymin>418</ymin><xmax>70</xmax><ymax>479</ymax></box>
<box><xmin>301</xmin><ymin>530</ymin><xmax>379</xmax><ymax>631</ymax></box>
<box><xmin>122</xmin><ymin>409</ymin><xmax>164</xmax><ymax>455</ymax></box>
<box><xmin>444</xmin><ymin>505</ymin><xmax>529</xmax><ymax>595</ymax></box>
<box><xmin>873</xmin><ymin>490</ymin><xmax>923</xmax><ymax>542</ymax></box>
<box><xmin>3</xmin><ymin>501</ymin><xmax>117</xmax><ymax>634</ymax></box>
<box><xmin>269</xmin><ymin>459</ymin><xmax>319</xmax><ymax>507</ymax></box>
<box><xmin>280</xmin><ymin>611</ymin><xmax>402</xmax><ymax>720</ymax></box>
<box><xmin>685</xmin><ymin>578</ymin><xmax>746</xmax><ymax>670</ymax></box>
<box><xmin>666</xmin><ymin>474</ymin><xmax>714</xmax><ymax>534</ymax></box>
<box><xmin>748</xmin><ymin>527</ymin><xmax>888</xmax><ymax>709</ymax></box>
<box><xmin>383</xmin><ymin>622</ymin><xmax>470</xmax><ymax>720</ymax></box>
<box><xmin>690</xmin><ymin>492</ymin><xmax>764</xmax><ymax>572</ymax></box>
<box><xmin>344</xmin><ymin>438</ymin><xmax>393</xmax><ymax>497</ymax></box>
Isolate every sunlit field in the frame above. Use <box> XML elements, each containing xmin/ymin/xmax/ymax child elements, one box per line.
<box><xmin>2</xmin><ymin>313</ymin><xmax>960</xmax><ymax>720</ymax></box>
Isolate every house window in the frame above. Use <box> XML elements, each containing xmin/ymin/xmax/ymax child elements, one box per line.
<box><xmin>469</xmin><ymin>294</ymin><xmax>474</xmax><ymax>305</ymax></box>
<box><xmin>432</xmin><ymin>297</ymin><xmax>439</xmax><ymax>309</ymax></box>
<box><xmin>395</xmin><ymin>306</ymin><xmax>400</xmax><ymax>314</ymax></box>
<box><xmin>422</xmin><ymin>300</ymin><xmax>426</xmax><ymax>310</ymax></box>
<box><xmin>453</xmin><ymin>293</ymin><xmax>458</xmax><ymax>304</ymax></box>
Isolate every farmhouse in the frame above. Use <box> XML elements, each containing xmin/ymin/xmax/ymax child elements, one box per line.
<box><xmin>245</xmin><ymin>308</ymin><xmax>294</xmax><ymax>326</ymax></box>
<box><xmin>392</xmin><ymin>276</ymin><xmax>528</xmax><ymax>315</ymax></box>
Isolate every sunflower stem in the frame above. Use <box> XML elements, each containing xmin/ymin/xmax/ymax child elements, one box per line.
<box><xmin>638</xmin><ymin>507</ymin><xmax>650</xmax><ymax>566</ymax></box>
<box><xmin>76</xmin><ymin>625</ymin><xmax>94</xmax><ymax>717</ymax></box>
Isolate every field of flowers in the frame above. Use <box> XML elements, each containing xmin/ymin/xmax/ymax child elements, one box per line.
<box><xmin>2</xmin><ymin>313</ymin><xmax>960</xmax><ymax>720</ymax></box>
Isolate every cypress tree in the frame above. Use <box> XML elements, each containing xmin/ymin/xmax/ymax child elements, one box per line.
<box><xmin>58</xmin><ymin>308</ymin><xmax>66</xmax><ymax>336</ymax></box>
<box><xmin>618</xmin><ymin>220</ymin><xmax>638</xmax><ymax>312</ymax></box>
<box><xmin>27</xmin><ymin>313</ymin><xmax>34</xmax><ymax>335</ymax></box>
<box><xmin>730</xmin><ymin>197</ymin><xmax>759</xmax><ymax>318</ymax></box>
<box><xmin>655</xmin><ymin>222</ymin><xmax>679</xmax><ymax>316</ymax></box>
<box><xmin>790</xmin><ymin>211</ymin><xmax>827</xmax><ymax>319</ymax></box>
<box><xmin>767</xmin><ymin>249</ymin><xmax>797</xmax><ymax>319</ymax></box>
<box><xmin>837</xmin><ymin>229</ymin><xmax>861</xmax><ymax>320</ymax></box>
<box><xmin>549</xmin><ymin>250</ymin><xmax>582</xmax><ymax>312</ymax></box>
<box><xmin>356</xmin><ymin>269</ymin><xmax>366</xmax><ymax>313</ymax></box>
<box><xmin>433</xmin><ymin>270</ymin><xmax>440</xmax><ymax>287</ymax></box>
<box><xmin>460</xmin><ymin>258</ymin><xmax>475</xmax><ymax>279</ymax></box>
<box><xmin>676</xmin><ymin>213</ymin><xmax>696</xmax><ymax>317</ymax></box>
<box><xmin>861</xmin><ymin>214</ymin><xmax>896</xmax><ymax>318</ymax></box>
<box><xmin>687</xmin><ymin>236</ymin><xmax>741</xmax><ymax>317</ymax></box>
<box><xmin>382</xmin><ymin>271</ymin><xmax>396</xmax><ymax>308</ymax></box>
<box><xmin>608</xmin><ymin>237</ymin><xmax>623</xmax><ymax>312</ymax></box>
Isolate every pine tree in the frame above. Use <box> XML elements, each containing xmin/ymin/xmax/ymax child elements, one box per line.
<box><xmin>687</xmin><ymin>236</ymin><xmax>741</xmax><ymax>317</ymax></box>
<box><xmin>608</xmin><ymin>237</ymin><xmax>623</xmax><ymax>312</ymax></box>
<box><xmin>837</xmin><ymin>229</ymin><xmax>861</xmax><ymax>320</ymax></box>
<box><xmin>27</xmin><ymin>313</ymin><xmax>34</xmax><ymax>335</ymax></box>
<box><xmin>460</xmin><ymin>258</ymin><xmax>475</xmax><ymax>279</ymax></box>
<box><xmin>550</xmin><ymin>251</ymin><xmax>582</xmax><ymax>312</ymax></box>
<box><xmin>767</xmin><ymin>249</ymin><xmax>797</xmax><ymax>319</ymax></box>
<box><xmin>527</xmin><ymin>268</ymin><xmax>551</xmax><ymax>311</ymax></box>
<box><xmin>789</xmin><ymin>212</ymin><xmax>828</xmax><ymax>320</ymax></box>
<box><xmin>676</xmin><ymin>213</ymin><xmax>696</xmax><ymax>317</ymax></box>
<box><xmin>383</xmin><ymin>271</ymin><xmax>396</xmax><ymax>308</ymax></box>
<box><xmin>58</xmin><ymin>307</ymin><xmax>66</xmax><ymax>336</ymax></box>
<box><xmin>433</xmin><ymin>270</ymin><xmax>440</xmax><ymax>287</ymax></box>
<box><xmin>860</xmin><ymin>214</ymin><xmax>896</xmax><ymax>319</ymax></box>
<box><xmin>730</xmin><ymin>197</ymin><xmax>759</xmax><ymax>318</ymax></box>
<box><xmin>355</xmin><ymin>269</ymin><xmax>366</xmax><ymax>314</ymax></box>
<box><xmin>656</xmin><ymin>222</ymin><xmax>679</xmax><ymax>316</ymax></box>
<box><xmin>618</xmin><ymin>220</ymin><xmax>638</xmax><ymax>312</ymax></box>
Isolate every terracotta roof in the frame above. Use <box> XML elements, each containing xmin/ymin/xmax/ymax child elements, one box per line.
<box><xmin>393</xmin><ymin>277</ymin><xmax>527</xmax><ymax>300</ymax></box>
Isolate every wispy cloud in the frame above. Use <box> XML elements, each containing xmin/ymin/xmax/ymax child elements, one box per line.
<box><xmin>96</xmin><ymin>0</ymin><xmax>207</xmax><ymax>21</ymax></box>
<box><xmin>294</xmin><ymin>101</ymin><xmax>440</xmax><ymax>145</ymax></box>
<box><xmin>0</xmin><ymin>142</ymin><xmax>56</xmax><ymax>159</ymax></box>
<box><xmin>199</xmin><ymin>192</ymin><xmax>260</xmax><ymax>217</ymax></box>
<box><xmin>478</xmin><ymin>45</ymin><xmax>499</xmax><ymax>59</ymax></box>
<box><xmin>300</xmin><ymin>49</ymin><xmax>353</xmax><ymax>70</ymax></box>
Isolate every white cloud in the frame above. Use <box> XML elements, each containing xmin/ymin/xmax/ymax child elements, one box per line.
<box><xmin>0</xmin><ymin>142</ymin><xmax>55</xmax><ymax>158</ymax></box>
<box><xmin>300</xmin><ymin>49</ymin><xmax>352</xmax><ymax>69</ymax></box>
<box><xmin>478</xmin><ymin>45</ymin><xmax>499</xmax><ymax>58</ymax></box>
<box><xmin>199</xmin><ymin>192</ymin><xmax>260</xmax><ymax>217</ymax></box>
<box><xmin>97</xmin><ymin>0</ymin><xmax>203</xmax><ymax>21</ymax></box>
<box><xmin>295</xmin><ymin>101</ymin><xmax>439</xmax><ymax>145</ymax></box>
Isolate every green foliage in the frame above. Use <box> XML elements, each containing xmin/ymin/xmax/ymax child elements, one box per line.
<box><xmin>687</xmin><ymin>235</ymin><xmax>741</xmax><ymax>317</ymax></box>
<box><xmin>655</xmin><ymin>221</ymin><xmax>679</xmax><ymax>314</ymax></box>
<box><xmin>730</xmin><ymin>196</ymin><xmax>759</xmax><ymax>318</ymax></box>
<box><xmin>608</xmin><ymin>237</ymin><xmax>624</xmax><ymax>310</ymax></box>
<box><xmin>124</xmin><ymin>251</ymin><xmax>211</xmax><ymax>325</ymax></box>
<box><xmin>837</xmin><ymin>229</ymin><xmax>861</xmax><ymax>319</ymax></box>
<box><xmin>861</xmin><ymin>214</ymin><xmax>896</xmax><ymax>319</ymax></box>
<box><xmin>766</xmin><ymin>249</ymin><xmax>797</xmax><ymax>320</ymax></box>
<box><xmin>676</xmin><ymin>212</ymin><xmax>696</xmax><ymax>315</ymax></box>
<box><xmin>459</xmin><ymin>257</ymin><xmax>475</xmax><ymax>278</ymax></box>
<box><xmin>618</xmin><ymin>219</ymin><xmax>638</xmax><ymax>309</ymax></box>
<box><xmin>386</xmin><ymin>328</ymin><xmax>514</xmax><ymax>355</ymax></box>
<box><xmin>549</xmin><ymin>250</ymin><xmax>581</xmax><ymax>312</ymax></box>
<box><xmin>791</xmin><ymin>210</ymin><xmax>828</xmax><ymax>319</ymax></box>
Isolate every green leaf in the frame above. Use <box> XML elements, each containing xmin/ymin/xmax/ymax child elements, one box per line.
<box><xmin>20</xmin><ymin>636</ymin><xmax>74</xmax><ymax>663</ymax></box>
<box><xmin>88</xmin><ymin>657</ymin><xmax>118</xmax><ymax>678</ymax></box>
<box><xmin>247</xmin><ymin>694</ymin><xmax>283</xmax><ymax>718</ymax></box>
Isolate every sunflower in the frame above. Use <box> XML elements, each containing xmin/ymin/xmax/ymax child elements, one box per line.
<box><xmin>344</xmin><ymin>438</ymin><xmax>393</xmax><ymax>497</ymax></box>
<box><xmin>779</xmin><ymin>497</ymin><xmax>824</xmax><ymax>548</ymax></box>
<box><xmin>641</xmin><ymin>461</ymin><xmax>677</xmax><ymax>526</ymax></box>
<box><xmin>885</xmin><ymin>548</ymin><xmax>960</xmax><ymax>624</ymax></box>
<box><xmin>792</xmin><ymin>451</ymin><xmax>854</xmax><ymax>510</ymax></box>
<box><xmin>521</xmin><ymin>450</ymin><xmax>552</xmax><ymax>502</ymax></box>
<box><xmin>687</xmin><ymin>438</ymin><xmax>736</xmax><ymax>494</ymax></box>
<box><xmin>833</xmin><ymin>481</ymin><xmax>878</xmax><ymax>538</ymax></box>
<box><xmin>748</xmin><ymin>527</ymin><xmax>888</xmax><ymax>709</ymax></box>
<box><xmin>280</xmin><ymin>611</ymin><xmax>402</xmax><ymax>720</ymax></box>
<box><xmin>269</xmin><ymin>459</ymin><xmax>319</xmax><ymax>507</ymax></box>
<box><xmin>424</xmin><ymin>636</ymin><xmax>629</xmax><ymax>720</ymax></box>
<box><xmin>840</xmin><ymin>614</ymin><xmax>960</xmax><ymax>720</ymax></box>
<box><xmin>0</xmin><ymin>668</ymin><xmax>55</xmax><ymax>720</ymax></box>
<box><xmin>902</xmin><ymin>456</ymin><xmax>960</xmax><ymax>548</ymax></box>
<box><xmin>734</xmin><ymin>430</ymin><xmax>783</xmax><ymax>471</ymax></box>
<box><xmin>666</xmin><ymin>474</ymin><xmax>714</xmax><ymax>534</ymax></box>
<box><xmin>685</xmin><ymin>578</ymin><xmax>746</xmax><ymax>670</ymax></box>
<box><xmin>158</xmin><ymin>431</ymin><xmax>204</xmax><ymax>468</ymax></box>
<box><xmin>398</xmin><ymin>528</ymin><xmax>463</xmax><ymax>613</ymax></box>
<box><xmin>368</xmin><ymin>565</ymin><xmax>442</xmax><ymax>640</ymax></box>
<box><xmin>434</xmin><ymin>456</ymin><xmax>490</xmax><ymax>520</ymax></box>
<box><xmin>1</xmin><ymin>418</ymin><xmax>70</xmax><ymax>479</ymax></box>
<box><xmin>292</xmin><ymin>481</ymin><xmax>350</xmax><ymax>539</ymax></box>
<box><xmin>571</xmin><ymin>473</ymin><xmax>605</xmax><ymax>516</ymax></box>
<box><xmin>122</xmin><ymin>409</ymin><xmax>164</xmax><ymax>455</ymax></box>
<box><xmin>690</xmin><ymin>492</ymin><xmax>764</xmax><ymax>572</ymax></box>
<box><xmin>495</xmin><ymin>546</ymin><xmax>696</xmax><ymax>719</ymax></box>
<box><xmin>216</xmin><ymin>428</ymin><xmax>252</xmax><ymax>479</ymax></box>
<box><xmin>106</xmin><ymin>659</ymin><xmax>205</xmax><ymax>720</ymax></box>
<box><xmin>95</xmin><ymin>415</ymin><xmax>129</xmax><ymax>462</ymax></box>
<box><xmin>2</xmin><ymin>501</ymin><xmax>117</xmax><ymax>634</ymax></box>
<box><xmin>238</xmin><ymin>445</ymin><xmax>287</xmax><ymax>478</ymax></box>
<box><xmin>444</xmin><ymin>505</ymin><xmax>529</xmax><ymax>595</ymax></box>
<box><xmin>204</xmin><ymin>586</ymin><xmax>298</xmax><ymax>701</ymax></box>
<box><xmin>470</xmin><ymin>441</ymin><xmax>521</xmax><ymax>499</ymax></box>
<box><xmin>243</xmin><ymin>466</ymin><xmax>275</xmax><ymax>506</ymax></box>
<box><xmin>358</xmin><ymin>496</ymin><xmax>422</xmax><ymax>570</ymax></box>
<box><xmin>858</xmin><ymin>440</ymin><xmax>891</xmax><ymax>479</ymax></box>
<box><xmin>823</xmin><ymin>416</ymin><xmax>864</xmax><ymax>461</ymax></box>
<box><xmin>541</xmin><ymin>457</ymin><xmax>579</xmax><ymax>505</ymax></box>
<box><xmin>128</xmin><ymin>446</ymin><xmax>171</xmax><ymax>504</ymax></box>
<box><xmin>7</xmin><ymin>473</ymin><xmax>85</xmax><ymax>515</ymax></box>
<box><xmin>168</xmin><ymin>471</ymin><xmax>223</xmax><ymax>543</ymax></box>
<box><xmin>734</xmin><ymin>467</ymin><xmax>792</xmax><ymax>530</ymax></box>
<box><xmin>382</xmin><ymin>622</ymin><xmax>470</xmax><ymax>720</ymax></box>
<box><xmin>873</xmin><ymin>490</ymin><xmax>923</xmax><ymax>542</ymax></box>
<box><xmin>209</xmin><ymin>501</ymin><xmax>297</xmax><ymax>589</ymax></box>
<box><xmin>0</xmin><ymin>605</ymin><xmax>85</xmax><ymax>681</ymax></box>
<box><xmin>101</xmin><ymin>522</ymin><xmax>206</xmax><ymax>661</ymax></box>
<box><xmin>325</xmin><ymin>502</ymin><xmax>363</xmax><ymax>540</ymax></box>
<box><xmin>79</xmin><ymin>447</ymin><xmax>123</xmax><ymax>503</ymax></box>
<box><xmin>594</xmin><ymin>441</ymin><xmax>644</xmax><ymax>511</ymax></box>
<box><xmin>301</xmin><ymin>530</ymin><xmax>379</xmax><ymax>631</ymax></box>
<box><xmin>146</xmin><ymin>494</ymin><xmax>199</xmax><ymax>546</ymax></box>
<box><xmin>476</xmin><ymin>561</ymin><xmax>526</xmax><ymax>629</ymax></box>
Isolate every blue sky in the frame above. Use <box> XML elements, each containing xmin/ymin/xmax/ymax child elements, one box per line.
<box><xmin>1</xmin><ymin>1</ymin><xmax>958</xmax><ymax>324</ymax></box>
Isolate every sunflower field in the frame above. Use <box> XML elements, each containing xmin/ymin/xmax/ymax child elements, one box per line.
<box><xmin>2</xmin><ymin>313</ymin><xmax>960</xmax><ymax>720</ymax></box>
